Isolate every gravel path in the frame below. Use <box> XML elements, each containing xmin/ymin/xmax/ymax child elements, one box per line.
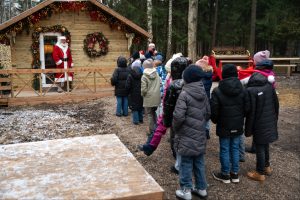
<box><xmin>0</xmin><ymin>75</ymin><xmax>299</xmax><ymax>200</ymax></box>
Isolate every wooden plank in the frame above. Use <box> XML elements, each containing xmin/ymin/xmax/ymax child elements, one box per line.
<box><xmin>0</xmin><ymin>135</ymin><xmax>163</xmax><ymax>199</ymax></box>
<box><xmin>0</xmin><ymin>78</ymin><xmax>10</xmax><ymax>82</ymax></box>
<box><xmin>270</xmin><ymin>58</ymin><xmax>300</xmax><ymax>61</ymax></box>
<box><xmin>221</xmin><ymin>60</ymin><xmax>253</xmax><ymax>63</ymax></box>
<box><xmin>7</xmin><ymin>90</ymin><xmax>113</xmax><ymax>106</ymax></box>
<box><xmin>214</xmin><ymin>55</ymin><xmax>250</xmax><ymax>59</ymax></box>
<box><xmin>273</xmin><ymin>64</ymin><xmax>297</xmax><ymax>67</ymax></box>
<box><xmin>0</xmin><ymin>86</ymin><xmax>11</xmax><ymax>91</ymax></box>
<box><xmin>0</xmin><ymin>98</ymin><xmax>8</xmax><ymax>103</ymax></box>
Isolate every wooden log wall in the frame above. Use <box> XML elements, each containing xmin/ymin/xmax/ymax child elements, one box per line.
<box><xmin>10</xmin><ymin>10</ymin><xmax>130</xmax><ymax>89</ymax></box>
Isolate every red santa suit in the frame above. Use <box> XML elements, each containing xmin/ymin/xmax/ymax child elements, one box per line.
<box><xmin>52</xmin><ymin>37</ymin><xmax>74</xmax><ymax>83</ymax></box>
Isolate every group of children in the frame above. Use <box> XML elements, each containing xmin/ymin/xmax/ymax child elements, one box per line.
<box><xmin>111</xmin><ymin>47</ymin><xmax>279</xmax><ymax>200</ymax></box>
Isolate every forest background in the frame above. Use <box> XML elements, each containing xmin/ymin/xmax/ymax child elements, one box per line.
<box><xmin>1</xmin><ymin>0</ymin><xmax>300</xmax><ymax>60</ymax></box>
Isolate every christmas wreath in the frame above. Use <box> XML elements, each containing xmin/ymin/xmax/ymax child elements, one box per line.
<box><xmin>83</xmin><ymin>32</ymin><xmax>109</xmax><ymax>58</ymax></box>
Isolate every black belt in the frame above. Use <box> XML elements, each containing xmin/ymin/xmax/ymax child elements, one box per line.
<box><xmin>61</xmin><ymin>58</ymin><xmax>68</xmax><ymax>61</ymax></box>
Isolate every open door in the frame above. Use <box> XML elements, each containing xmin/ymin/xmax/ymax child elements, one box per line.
<box><xmin>39</xmin><ymin>33</ymin><xmax>61</xmax><ymax>88</ymax></box>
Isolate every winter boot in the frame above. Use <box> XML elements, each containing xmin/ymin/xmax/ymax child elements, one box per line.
<box><xmin>264</xmin><ymin>166</ymin><xmax>272</xmax><ymax>176</ymax></box>
<box><xmin>247</xmin><ymin>171</ymin><xmax>265</xmax><ymax>181</ymax></box>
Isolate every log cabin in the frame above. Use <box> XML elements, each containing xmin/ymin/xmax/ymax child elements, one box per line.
<box><xmin>0</xmin><ymin>0</ymin><xmax>151</xmax><ymax>106</ymax></box>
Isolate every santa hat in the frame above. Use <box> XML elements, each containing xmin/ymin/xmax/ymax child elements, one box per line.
<box><xmin>58</xmin><ymin>36</ymin><xmax>66</xmax><ymax>40</ymax></box>
<box><xmin>253</xmin><ymin>50</ymin><xmax>270</xmax><ymax>65</ymax></box>
<box><xmin>139</xmin><ymin>50</ymin><xmax>146</xmax><ymax>60</ymax></box>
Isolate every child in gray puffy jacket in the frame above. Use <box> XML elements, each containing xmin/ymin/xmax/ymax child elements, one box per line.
<box><xmin>173</xmin><ymin>65</ymin><xmax>211</xmax><ymax>200</ymax></box>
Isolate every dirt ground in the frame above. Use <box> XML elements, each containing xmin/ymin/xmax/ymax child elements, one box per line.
<box><xmin>0</xmin><ymin>75</ymin><xmax>299</xmax><ymax>200</ymax></box>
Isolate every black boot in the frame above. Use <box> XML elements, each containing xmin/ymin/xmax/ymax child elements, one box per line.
<box><xmin>69</xmin><ymin>82</ymin><xmax>73</xmax><ymax>92</ymax></box>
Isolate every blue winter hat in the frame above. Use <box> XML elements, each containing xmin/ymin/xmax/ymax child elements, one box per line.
<box><xmin>154</xmin><ymin>54</ymin><xmax>164</xmax><ymax>62</ymax></box>
<box><xmin>255</xmin><ymin>60</ymin><xmax>274</xmax><ymax>70</ymax></box>
<box><xmin>183</xmin><ymin>64</ymin><xmax>205</xmax><ymax>83</ymax></box>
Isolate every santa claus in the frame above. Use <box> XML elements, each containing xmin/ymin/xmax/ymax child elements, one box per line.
<box><xmin>52</xmin><ymin>36</ymin><xmax>74</xmax><ymax>92</ymax></box>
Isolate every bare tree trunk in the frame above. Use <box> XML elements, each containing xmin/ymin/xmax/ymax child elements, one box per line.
<box><xmin>29</xmin><ymin>0</ymin><xmax>32</xmax><ymax>9</ymax></box>
<box><xmin>211</xmin><ymin>0</ymin><xmax>218</xmax><ymax>50</ymax></box>
<box><xmin>147</xmin><ymin>0</ymin><xmax>153</xmax><ymax>43</ymax></box>
<box><xmin>188</xmin><ymin>0</ymin><xmax>198</xmax><ymax>62</ymax></box>
<box><xmin>286</xmin><ymin>40</ymin><xmax>294</xmax><ymax>56</ymax></box>
<box><xmin>0</xmin><ymin>0</ymin><xmax>3</xmax><ymax>23</ymax></box>
<box><xmin>166</xmin><ymin>0</ymin><xmax>173</xmax><ymax>60</ymax></box>
<box><xmin>23</xmin><ymin>0</ymin><xmax>28</xmax><ymax>11</ymax></box>
<box><xmin>249</xmin><ymin>0</ymin><xmax>257</xmax><ymax>55</ymax></box>
<box><xmin>9</xmin><ymin>0</ymin><xmax>12</xmax><ymax>19</ymax></box>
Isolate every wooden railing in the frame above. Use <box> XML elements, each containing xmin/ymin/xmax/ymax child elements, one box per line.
<box><xmin>270</xmin><ymin>58</ymin><xmax>300</xmax><ymax>76</ymax></box>
<box><xmin>0</xmin><ymin>67</ymin><xmax>111</xmax><ymax>98</ymax></box>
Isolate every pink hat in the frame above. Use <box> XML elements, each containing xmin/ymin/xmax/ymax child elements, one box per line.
<box><xmin>253</xmin><ymin>50</ymin><xmax>270</xmax><ymax>65</ymax></box>
<box><xmin>195</xmin><ymin>56</ymin><xmax>209</xmax><ymax>68</ymax></box>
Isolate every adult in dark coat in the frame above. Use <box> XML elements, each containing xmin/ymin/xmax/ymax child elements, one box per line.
<box><xmin>126</xmin><ymin>65</ymin><xmax>143</xmax><ymax>124</ymax></box>
<box><xmin>111</xmin><ymin>56</ymin><xmax>130</xmax><ymax>116</ymax></box>
<box><xmin>245</xmin><ymin>72</ymin><xmax>279</xmax><ymax>181</ymax></box>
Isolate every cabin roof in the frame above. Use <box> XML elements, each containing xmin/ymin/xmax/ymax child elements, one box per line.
<box><xmin>0</xmin><ymin>0</ymin><xmax>152</xmax><ymax>39</ymax></box>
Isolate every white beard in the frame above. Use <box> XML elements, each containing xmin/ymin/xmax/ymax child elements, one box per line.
<box><xmin>56</xmin><ymin>42</ymin><xmax>68</xmax><ymax>53</ymax></box>
<box><xmin>61</xmin><ymin>43</ymin><xmax>68</xmax><ymax>48</ymax></box>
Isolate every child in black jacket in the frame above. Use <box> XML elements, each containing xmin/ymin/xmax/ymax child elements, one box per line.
<box><xmin>210</xmin><ymin>64</ymin><xmax>250</xmax><ymax>184</ymax></box>
<box><xmin>111</xmin><ymin>56</ymin><xmax>130</xmax><ymax>116</ymax></box>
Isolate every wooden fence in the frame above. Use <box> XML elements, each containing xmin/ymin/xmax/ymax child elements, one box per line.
<box><xmin>269</xmin><ymin>58</ymin><xmax>300</xmax><ymax>76</ymax></box>
<box><xmin>0</xmin><ymin>67</ymin><xmax>114</xmax><ymax>106</ymax></box>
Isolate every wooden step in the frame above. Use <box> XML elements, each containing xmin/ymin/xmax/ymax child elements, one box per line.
<box><xmin>0</xmin><ymin>97</ymin><xmax>8</xmax><ymax>106</ymax></box>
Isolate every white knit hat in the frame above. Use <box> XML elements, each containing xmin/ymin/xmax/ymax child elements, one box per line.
<box><xmin>165</xmin><ymin>53</ymin><xmax>183</xmax><ymax>72</ymax></box>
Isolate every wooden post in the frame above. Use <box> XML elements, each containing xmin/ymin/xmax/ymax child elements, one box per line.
<box><xmin>10</xmin><ymin>73</ymin><xmax>14</xmax><ymax>98</ymax></box>
<box><xmin>287</xmin><ymin>66</ymin><xmax>291</xmax><ymax>77</ymax></box>
<box><xmin>66</xmin><ymin>70</ymin><xmax>69</xmax><ymax>93</ymax></box>
<box><xmin>39</xmin><ymin>73</ymin><xmax>42</xmax><ymax>95</ymax></box>
<box><xmin>94</xmin><ymin>71</ymin><xmax>96</xmax><ymax>92</ymax></box>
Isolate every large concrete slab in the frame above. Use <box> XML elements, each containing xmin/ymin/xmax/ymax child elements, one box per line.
<box><xmin>0</xmin><ymin>134</ymin><xmax>164</xmax><ymax>199</ymax></box>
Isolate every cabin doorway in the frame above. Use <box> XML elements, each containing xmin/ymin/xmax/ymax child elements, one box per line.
<box><xmin>39</xmin><ymin>33</ymin><xmax>61</xmax><ymax>88</ymax></box>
